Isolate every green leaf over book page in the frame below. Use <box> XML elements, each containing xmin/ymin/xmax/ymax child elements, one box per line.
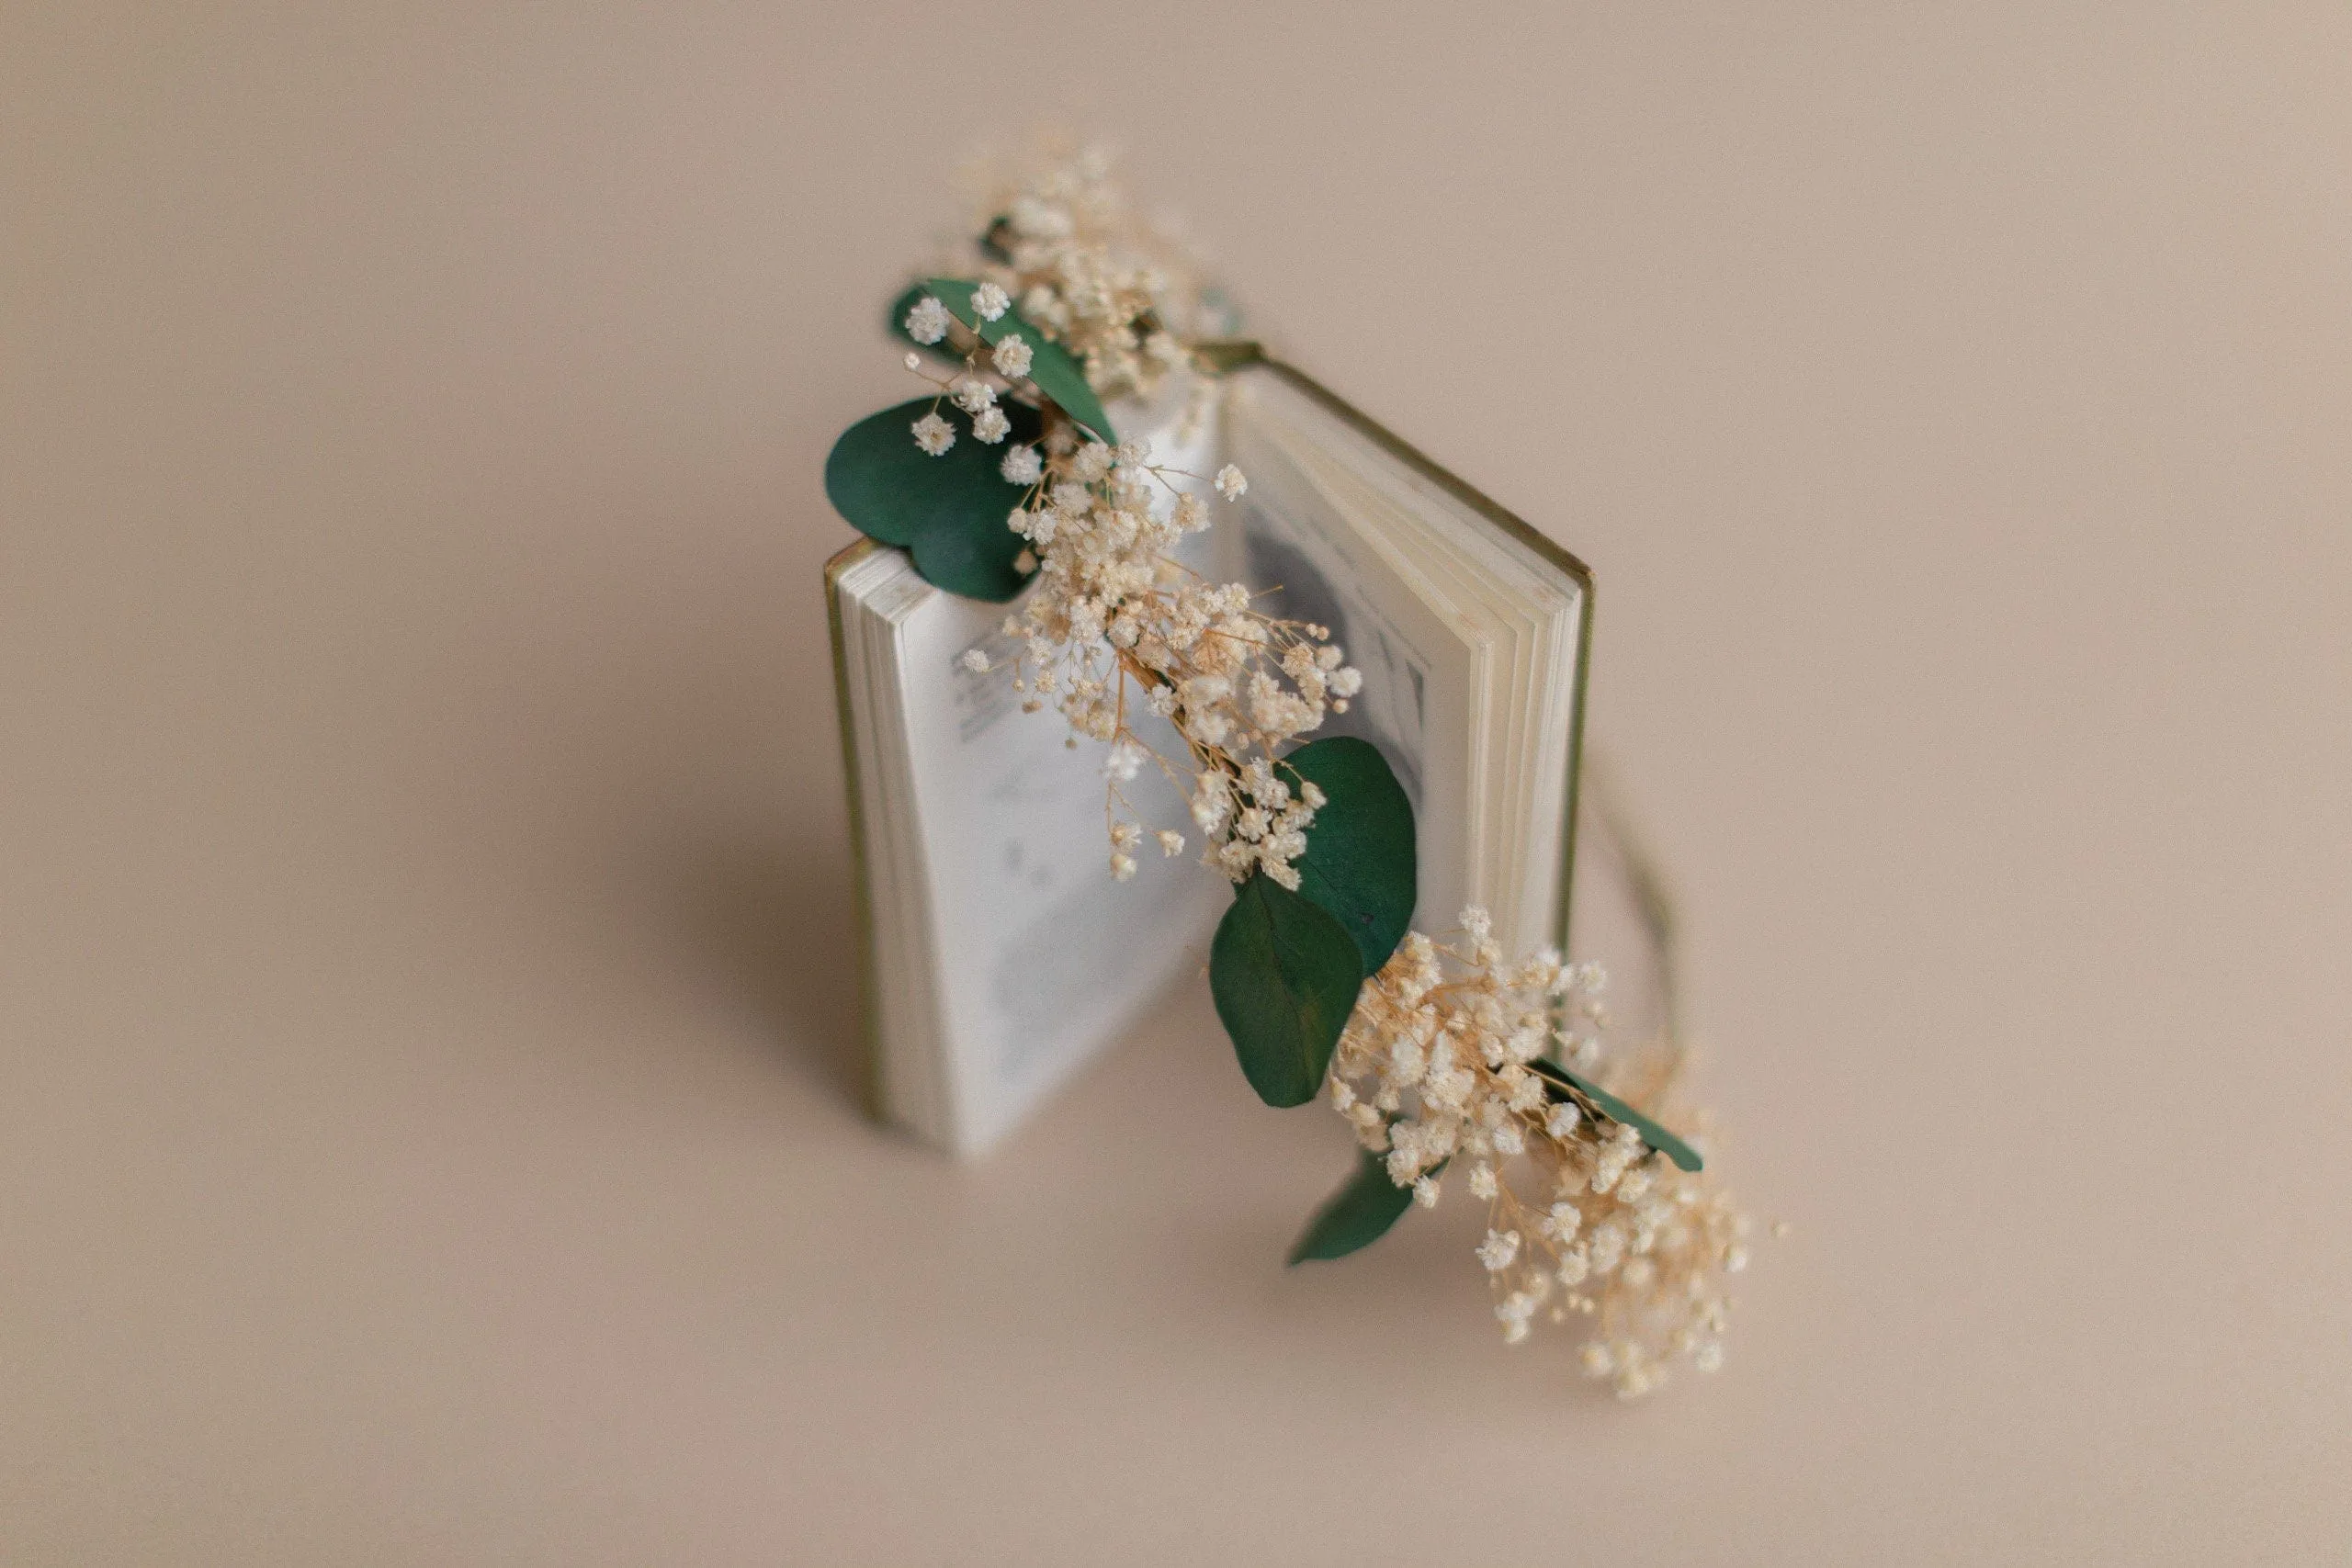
<box><xmin>1527</xmin><ymin>1058</ymin><xmax>1704</xmax><ymax>1172</ymax></box>
<box><xmin>1289</xmin><ymin>1146</ymin><xmax>1442</xmax><ymax>1264</ymax></box>
<box><xmin>823</xmin><ymin>397</ymin><xmax>1043</xmax><ymax>602</ymax></box>
<box><xmin>1210</xmin><ymin>874</ymin><xmax>1363</xmax><ymax>1108</ymax></box>
<box><xmin>1278</xmin><ymin>736</ymin><xmax>1416</xmax><ymax>976</ymax></box>
<box><xmin>924</xmin><ymin>276</ymin><xmax>1116</xmax><ymax>444</ymax></box>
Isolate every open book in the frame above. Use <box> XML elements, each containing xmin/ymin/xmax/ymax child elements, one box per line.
<box><xmin>826</xmin><ymin>348</ymin><xmax>1592</xmax><ymax>1155</ymax></box>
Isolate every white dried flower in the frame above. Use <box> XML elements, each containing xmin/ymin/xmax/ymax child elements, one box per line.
<box><xmin>910</xmin><ymin>412</ymin><xmax>955</xmax><ymax>456</ymax></box>
<box><xmin>971</xmin><ymin>280</ymin><xmax>1011</xmax><ymax>321</ymax></box>
<box><xmin>1476</xmin><ymin>1229</ymin><xmax>1521</xmax><ymax>1272</ymax></box>
<box><xmin>1001</xmin><ymin>446</ymin><xmax>1043</xmax><ymax>485</ymax></box>
<box><xmin>1102</xmin><ymin>740</ymin><xmax>1147</xmax><ymax>783</ymax></box>
<box><xmin>1215</xmin><ymin>464</ymin><xmax>1248</xmax><ymax>502</ymax></box>
<box><xmin>904</xmin><ymin>295</ymin><xmax>950</xmax><ymax>344</ymax></box>
<box><xmin>972</xmin><ymin>405</ymin><xmax>1011</xmax><ymax>444</ymax></box>
<box><xmin>1009</xmin><ymin>195</ymin><xmax>1069</xmax><ymax>240</ymax></box>
<box><xmin>1155</xmin><ymin>829</ymin><xmax>1184</xmax><ymax>857</ymax></box>
<box><xmin>991</xmin><ymin>333</ymin><xmax>1034</xmax><ymax>379</ymax></box>
<box><xmin>1497</xmin><ymin>1290</ymin><xmax>1541</xmax><ymax>1344</ymax></box>
<box><xmin>959</xmin><ymin>649</ymin><xmax>989</xmax><ymax>673</ymax></box>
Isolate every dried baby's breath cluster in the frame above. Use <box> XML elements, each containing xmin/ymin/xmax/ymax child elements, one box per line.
<box><xmin>1329</xmin><ymin>909</ymin><xmax>1755</xmax><ymax>1398</ymax></box>
<box><xmin>952</xmin><ymin>142</ymin><xmax>1227</xmax><ymax>408</ymax></box>
<box><xmin>987</xmin><ymin>430</ymin><xmax>1364</xmax><ymax>884</ymax></box>
<box><xmin>903</xmin><ymin>152</ymin><xmax>1360</xmax><ymax>884</ymax></box>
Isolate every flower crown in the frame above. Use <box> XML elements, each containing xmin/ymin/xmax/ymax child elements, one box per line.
<box><xmin>824</xmin><ymin>148</ymin><xmax>1760</xmax><ymax>1398</ymax></box>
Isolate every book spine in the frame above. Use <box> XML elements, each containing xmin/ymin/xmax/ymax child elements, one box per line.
<box><xmin>824</xmin><ymin>537</ymin><xmax>888</xmax><ymax>1124</ymax></box>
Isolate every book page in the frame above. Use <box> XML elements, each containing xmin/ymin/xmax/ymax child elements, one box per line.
<box><xmin>1224</xmin><ymin>394</ymin><xmax>1479</xmax><ymax>938</ymax></box>
<box><xmin>1223</xmin><ymin>362</ymin><xmax>1587</xmax><ymax>958</ymax></box>
<box><xmin>876</xmin><ymin>376</ymin><xmax>1227</xmax><ymax>1152</ymax></box>
<box><xmin>896</xmin><ymin>591</ymin><xmax>1213</xmax><ymax>1150</ymax></box>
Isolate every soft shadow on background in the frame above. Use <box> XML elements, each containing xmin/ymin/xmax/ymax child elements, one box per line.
<box><xmin>4</xmin><ymin>4</ymin><xmax>2347</xmax><ymax>1563</ymax></box>
<box><xmin>649</xmin><ymin>829</ymin><xmax>865</xmax><ymax>1100</ymax></box>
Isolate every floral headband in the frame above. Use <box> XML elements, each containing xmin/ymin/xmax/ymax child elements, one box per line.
<box><xmin>823</xmin><ymin>148</ymin><xmax>1763</xmax><ymax>1399</ymax></box>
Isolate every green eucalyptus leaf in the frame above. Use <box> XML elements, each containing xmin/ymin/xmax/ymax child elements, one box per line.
<box><xmin>1277</xmin><ymin>737</ymin><xmax>1417</xmax><ymax>976</ymax></box>
<box><xmin>823</xmin><ymin>397</ymin><xmax>1043</xmax><ymax>602</ymax></box>
<box><xmin>1527</xmin><ymin>1058</ymin><xmax>1704</xmax><ymax>1172</ymax></box>
<box><xmin>1210</xmin><ymin>874</ymin><xmax>1364</xmax><ymax>1108</ymax></box>
<box><xmin>1288</xmin><ymin>1146</ymin><xmax>1445</xmax><ymax>1264</ymax></box>
<box><xmin>1288</xmin><ymin>1149</ymin><xmax>1410</xmax><ymax>1263</ymax></box>
<box><xmin>925</xmin><ymin>276</ymin><xmax>1117</xmax><ymax>443</ymax></box>
<box><xmin>978</xmin><ymin>216</ymin><xmax>1015</xmax><ymax>264</ymax></box>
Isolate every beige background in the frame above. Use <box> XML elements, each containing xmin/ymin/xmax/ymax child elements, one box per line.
<box><xmin>6</xmin><ymin>4</ymin><xmax>2348</xmax><ymax>1562</ymax></box>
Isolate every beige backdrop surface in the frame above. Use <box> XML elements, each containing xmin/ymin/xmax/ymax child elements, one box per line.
<box><xmin>6</xmin><ymin>4</ymin><xmax>2348</xmax><ymax>1562</ymax></box>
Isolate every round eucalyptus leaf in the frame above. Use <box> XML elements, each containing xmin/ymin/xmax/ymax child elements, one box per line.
<box><xmin>1288</xmin><ymin>1146</ymin><xmax>1442</xmax><ymax>1264</ymax></box>
<box><xmin>1210</xmin><ymin>874</ymin><xmax>1364</xmax><ymax>1109</ymax></box>
<box><xmin>925</xmin><ymin>276</ymin><xmax>1117</xmax><ymax>444</ymax></box>
<box><xmin>1278</xmin><ymin>737</ymin><xmax>1417</xmax><ymax>976</ymax></box>
<box><xmin>823</xmin><ymin>398</ymin><xmax>1043</xmax><ymax>602</ymax></box>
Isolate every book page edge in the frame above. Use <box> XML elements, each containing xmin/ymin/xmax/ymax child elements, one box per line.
<box><xmin>1208</xmin><ymin>343</ymin><xmax>1594</xmax><ymax>956</ymax></box>
<box><xmin>824</xmin><ymin>536</ymin><xmax>889</xmax><ymax>1126</ymax></box>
